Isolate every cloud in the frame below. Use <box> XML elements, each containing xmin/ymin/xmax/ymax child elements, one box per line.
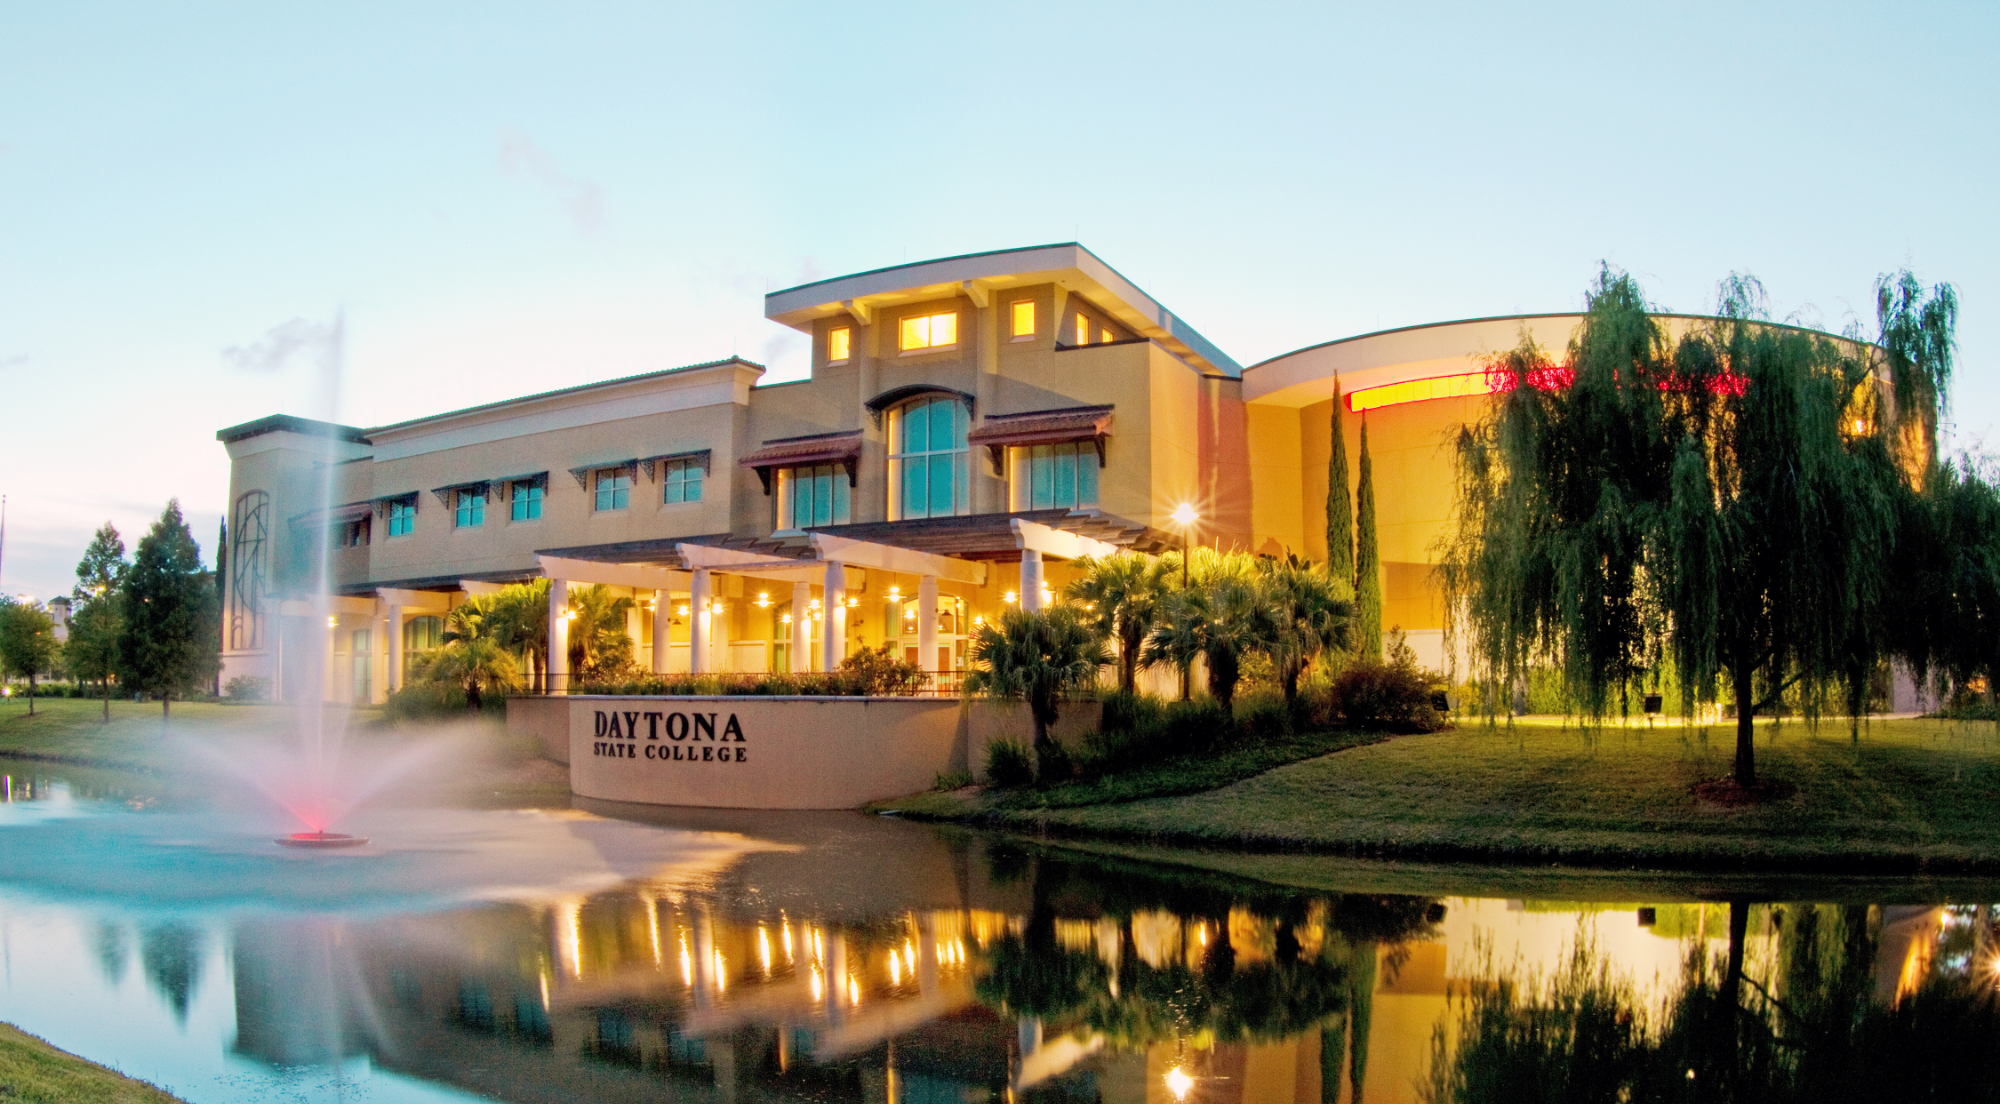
<box><xmin>0</xmin><ymin>354</ymin><xmax>27</xmax><ymax>370</ymax></box>
<box><xmin>498</xmin><ymin>129</ymin><xmax>604</xmax><ymax>233</ymax></box>
<box><xmin>222</xmin><ymin>317</ymin><xmax>342</xmax><ymax>374</ymax></box>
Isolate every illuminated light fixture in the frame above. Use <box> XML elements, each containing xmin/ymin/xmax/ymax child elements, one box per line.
<box><xmin>1038</xmin><ymin>587</ymin><xmax>1052</xmax><ymax>605</ymax></box>
<box><xmin>780</xmin><ymin>613</ymin><xmax>793</xmax><ymax>625</ymax></box>
<box><xmin>756</xmin><ymin>592</ymin><xmax>771</xmax><ymax>608</ymax></box>
<box><xmin>972</xmin><ymin>615</ymin><xmax>984</xmax><ymax>628</ymax></box>
<box><xmin>845</xmin><ymin>597</ymin><xmax>858</xmax><ymax>608</ymax></box>
<box><xmin>808</xmin><ymin>598</ymin><xmax>822</xmax><ymax>610</ymax></box>
<box><xmin>903</xmin><ymin>607</ymin><xmax>916</xmax><ymax>621</ymax></box>
<box><xmin>326</xmin><ymin>615</ymin><xmax>338</xmax><ymax>628</ymax></box>
<box><xmin>563</xmin><ymin>610</ymin><xmax>577</xmax><ymax>621</ymax></box>
<box><xmin>1003</xmin><ymin>590</ymin><xmax>1018</xmax><ymax>604</ymax></box>
<box><xmin>1170</xmin><ymin>504</ymin><xmax>1198</xmax><ymax>528</ymax></box>
<box><xmin>1165</xmin><ymin>1067</ymin><xmax>1195</xmax><ymax>1101</ymax></box>
<box><xmin>888</xmin><ymin>586</ymin><xmax>901</xmax><ymax>598</ymax></box>
<box><xmin>1348</xmin><ymin>369</ymin><xmax>1503</xmax><ymax>413</ymax></box>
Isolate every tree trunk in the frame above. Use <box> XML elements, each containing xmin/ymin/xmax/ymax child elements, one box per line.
<box><xmin>102</xmin><ymin>680</ymin><xmax>110</xmax><ymax>722</ymax></box>
<box><xmin>1119</xmin><ymin>636</ymin><xmax>1137</xmax><ymax>695</ymax></box>
<box><xmin>25</xmin><ymin>674</ymin><xmax>34</xmax><ymax>716</ymax></box>
<box><xmin>1733</xmin><ymin>671</ymin><xmax>1756</xmax><ymax>787</ymax></box>
<box><xmin>467</xmin><ymin>679</ymin><xmax>483</xmax><ymax>712</ymax></box>
<box><xmin>161</xmin><ymin>693</ymin><xmax>170</xmax><ymax>722</ymax></box>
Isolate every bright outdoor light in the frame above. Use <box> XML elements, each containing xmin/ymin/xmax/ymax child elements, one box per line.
<box><xmin>1170</xmin><ymin>504</ymin><xmax>1198</xmax><ymax>527</ymax></box>
<box><xmin>563</xmin><ymin>610</ymin><xmax>576</xmax><ymax>621</ymax></box>
<box><xmin>780</xmin><ymin>613</ymin><xmax>792</xmax><ymax>625</ymax></box>
<box><xmin>326</xmin><ymin>616</ymin><xmax>338</xmax><ymax>627</ymax></box>
<box><xmin>1003</xmin><ymin>590</ymin><xmax>1018</xmax><ymax>604</ymax></box>
<box><xmin>755</xmin><ymin>592</ymin><xmax>771</xmax><ymax>608</ymax></box>
<box><xmin>676</xmin><ymin>605</ymin><xmax>690</xmax><ymax>617</ymax></box>
<box><xmin>1165</xmin><ymin>1067</ymin><xmax>1195</xmax><ymax>1101</ymax></box>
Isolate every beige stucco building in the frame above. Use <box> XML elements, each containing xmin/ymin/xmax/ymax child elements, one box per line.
<box><xmin>217</xmin><ymin>243</ymin><xmax>1598</xmax><ymax>701</ymax></box>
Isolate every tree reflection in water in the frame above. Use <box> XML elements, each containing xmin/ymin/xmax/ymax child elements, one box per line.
<box><xmin>1422</xmin><ymin>902</ymin><xmax>2000</xmax><ymax>1103</ymax></box>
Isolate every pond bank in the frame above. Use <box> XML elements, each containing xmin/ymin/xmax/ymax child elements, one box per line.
<box><xmin>0</xmin><ymin>1023</ymin><xmax>185</xmax><ymax>1102</ymax></box>
<box><xmin>888</xmin><ymin>716</ymin><xmax>2000</xmax><ymax>876</ymax></box>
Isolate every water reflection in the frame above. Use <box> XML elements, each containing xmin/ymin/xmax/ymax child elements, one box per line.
<box><xmin>0</xmin><ymin>772</ymin><xmax>1996</xmax><ymax>1103</ymax></box>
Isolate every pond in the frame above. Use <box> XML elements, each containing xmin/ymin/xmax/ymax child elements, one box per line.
<box><xmin>0</xmin><ymin>759</ymin><xmax>1996</xmax><ymax>1104</ymax></box>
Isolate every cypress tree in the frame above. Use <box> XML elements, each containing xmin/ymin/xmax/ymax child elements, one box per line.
<box><xmin>1354</xmin><ymin>415</ymin><xmax>1384</xmax><ymax>660</ymax></box>
<box><xmin>72</xmin><ymin>523</ymin><xmax>128</xmax><ymax>607</ymax></box>
<box><xmin>1325</xmin><ymin>378</ymin><xmax>1355</xmax><ymax>592</ymax></box>
<box><xmin>119</xmin><ymin>500</ymin><xmax>221</xmax><ymax>720</ymax></box>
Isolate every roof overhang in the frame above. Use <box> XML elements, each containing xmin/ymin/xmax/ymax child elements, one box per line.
<box><xmin>764</xmin><ymin>243</ymin><xmax>1242</xmax><ymax>378</ymax></box>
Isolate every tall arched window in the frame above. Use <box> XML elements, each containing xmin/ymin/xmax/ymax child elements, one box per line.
<box><xmin>888</xmin><ymin>396</ymin><xmax>969</xmax><ymax>520</ymax></box>
<box><xmin>228</xmin><ymin>491</ymin><xmax>269</xmax><ymax>650</ymax></box>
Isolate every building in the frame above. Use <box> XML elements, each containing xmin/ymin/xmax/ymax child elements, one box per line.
<box><xmin>216</xmin><ymin>242</ymin><xmax>1607</xmax><ymax>702</ymax></box>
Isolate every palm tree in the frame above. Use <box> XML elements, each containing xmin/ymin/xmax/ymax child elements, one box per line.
<box><xmin>1260</xmin><ymin>553</ymin><xmax>1355</xmax><ymax>709</ymax></box>
<box><xmin>427</xmin><ymin>597</ymin><xmax>521</xmax><ymax>709</ymax></box>
<box><xmin>965</xmin><ymin>606</ymin><xmax>1111</xmax><ymax>779</ymax></box>
<box><xmin>485</xmin><ymin>579</ymin><xmax>550</xmax><ymax>691</ymax></box>
<box><xmin>1064</xmin><ymin>551</ymin><xmax>1170</xmax><ymax>694</ymax></box>
<box><xmin>566</xmin><ymin>584</ymin><xmax>635</xmax><ymax>683</ymax></box>
<box><xmin>1142</xmin><ymin>555</ymin><xmax>1275</xmax><ymax>713</ymax></box>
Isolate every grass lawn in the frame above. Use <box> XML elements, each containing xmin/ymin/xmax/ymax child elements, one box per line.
<box><xmin>0</xmin><ymin>696</ymin><xmax>571</xmax><ymax>808</ymax></box>
<box><xmin>874</xmin><ymin>725</ymin><xmax>1391</xmax><ymax>819</ymax></box>
<box><xmin>915</xmin><ymin>715</ymin><xmax>2000</xmax><ymax>874</ymax></box>
<box><xmin>0</xmin><ymin>1023</ymin><xmax>184</xmax><ymax>1103</ymax></box>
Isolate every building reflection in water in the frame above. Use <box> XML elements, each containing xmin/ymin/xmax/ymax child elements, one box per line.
<box><xmin>213</xmin><ymin>816</ymin><xmax>2000</xmax><ymax>1104</ymax></box>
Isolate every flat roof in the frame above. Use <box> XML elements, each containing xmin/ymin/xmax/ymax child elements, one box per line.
<box><xmin>765</xmin><ymin>243</ymin><xmax>1243</xmax><ymax>378</ymax></box>
<box><xmin>215</xmin><ymin>414</ymin><xmax>370</xmax><ymax>444</ymax></box>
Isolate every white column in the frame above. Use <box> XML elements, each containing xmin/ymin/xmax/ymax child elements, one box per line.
<box><xmin>791</xmin><ymin>581</ymin><xmax>812</xmax><ymax>673</ymax></box>
<box><xmin>652</xmin><ymin>589</ymin><xmax>670</xmax><ymax>675</ymax></box>
<box><xmin>822</xmin><ymin>562</ymin><xmax>846</xmax><ymax>672</ymax></box>
<box><xmin>370</xmin><ymin>600</ymin><xmax>388</xmax><ymax>704</ymax></box>
<box><xmin>711</xmin><ymin>593</ymin><xmax>732</xmax><ymax>673</ymax></box>
<box><xmin>689</xmin><ymin>569</ymin><xmax>711</xmax><ymax>674</ymax></box>
<box><xmin>386</xmin><ymin>603</ymin><xmax>405</xmax><ymax>691</ymax></box>
<box><xmin>917</xmin><ymin>575</ymin><xmax>939</xmax><ymax>671</ymax></box>
<box><xmin>547</xmin><ymin>578</ymin><xmax>569</xmax><ymax>692</ymax></box>
<box><xmin>1019</xmin><ymin>550</ymin><xmax>1045</xmax><ymax>612</ymax></box>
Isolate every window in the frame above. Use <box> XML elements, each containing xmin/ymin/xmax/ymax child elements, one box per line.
<box><xmin>594</xmin><ymin>468</ymin><xmax>631</xmax><ymax>511</ymax></box>
<box><xmin>229</xmin><ymin>491</ymin><xmax>269</xmax><ymax>651</ymax></box>
<box><xmin>1011</xmin><ymin>300</ymin><xmax>1036</xmax><ymax>338</ymax></box>
<box><xmin>888</xmin><ymin>396</ymin><xmax>970</xmax><ymax>520</ymax></box>
<box><xmin>331</xmin><ymin>518</ymin><xmax>368</xmax><ymax>549</ymax></box>
<box><xmin>455</xmin><ymin>489</ymin><xmax>485</xmax><ymax>528</ymax></box>
<box><xmin>898</xmin><ymin>311</ymin><xmax>958</xmax><ymax>351</ymax></box>
<box><xmin>1101</xmin><ymin>326</ymin><xmax>1114</xmax><ymax>344</ymax></box>
<box><xmin>778</xmin><ymin>464</ymin><xmax>851</xmax><ymax>529</ymax></box>
<box><xmin>663</xmin><ymin>458</ymin><xmax>703</xmax><ymax>504</ymax></box>
<box><xmin>828</xmin><ymin>325</ymin><xmax>851</xmax><ymax>363</ymax></box>
<box><xmin>511</xmin><ymin>481</ymin><xmax>543</xmax><ymax>521</ymax></box>
<box><xmin>403</xmin><ymin>616</ymin><xmax>442</xmax><ymax>679</ymax></box>
<box><xmin>1012</xmin><ymin>441</ymin><xmax>1100</xmax><ymax>510</ymax></box>
<box><xmin>1075</xmin><ymin>315</ymin><xmax>1093</xmax><ymax>346</ymax></box>
<box><xmin>350</xmin><ymin>629</ymin><xmax>371</xmax><ymax>702</ymax></box>
<box><xmin>386</xmin><ymin>498</ymin><xmax>416</xmax><ymax>538</ymax></box>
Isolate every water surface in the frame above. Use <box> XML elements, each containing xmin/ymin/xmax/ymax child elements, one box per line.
<box><xmin>1</xmin><ymin>761</ymin><xmax>1994</xmax><ymax>1103</ymax></box>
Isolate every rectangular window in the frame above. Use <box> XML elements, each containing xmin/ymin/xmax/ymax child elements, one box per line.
<box><xmin>1101</xmin><ymin>326</ymin><xmax>1114</xmax><ymax>344</ymax></box>
<box><xmin>828</xmin><ymin>326</ymin><xmax>851</xmax><ymax>363</ymax></box>
<box><xmin>350</xmin><ymin>629</ymin><xmax>371</xmax><ymax>702</ymax></box>
<box><xmin>1012</xmin><ymin>441</ymin><xmax>1099</xmax><ymax>510</ymax></box>
<box><xmin>898</xmin><ymin>311</ymin><xmax>958</xmax><ymax>351</ymax></box>
<box><xmin>1075</xmin><ymin>314</ymin><xmax>1089</xmax><ymax>346</ymax></box>
<box><xmin>386</xmin><ymin>498</ymin><xmax>416</xmax><ymax>537</ymax></box>
<box><xmin>1010</xmin><ymin>300</ymin><xmax>1036</xmax><ymax>337</ymax></box>
<box><xmin>511</xmin><ymin>481</ymin><xmax>543</xmax><ymax>521</ymax></box>
<box><xmin>594</xmin><ymin>468</ymin><xmax>631</xmax><ymax>512</ymax></box>
<box><xmin>663</xmin><ymin>459</ymin><xmax>703</xmax><ymax>504</ymax></box>
<box><xmin>455</xmin><ymin>489</ymin><xmax>485</xmax><ymax>528</ymax></box>
<box><xmin>780</xmin><ymin>464</ymin><xmax>851</xmax><ymax>529</ymax></box>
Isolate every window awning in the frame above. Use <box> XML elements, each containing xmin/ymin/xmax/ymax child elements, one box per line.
<box><xmin>737</xmin><ymin>431</ymin><xmax>863</xmax><ymax>494</ymax></box>
<box><xmin>289</xmin><ymin>501</ymin><xmax>373</xmax><ymax>529</ymax></box>
<box><xmin>966</xmin><ymin>405</ymin><xmax>1113</xmax><ymax>466</ymax></box>
<box><xmin>429</xmin><ymin>480</ymin><xmax>491</xmax><ymax>507</ymax></box>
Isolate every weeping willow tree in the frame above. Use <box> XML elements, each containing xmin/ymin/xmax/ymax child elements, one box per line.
<box><xmin>1444</xmin><ymin>267</ymin><xmax>1955</xmax><ymax>788</ymax></box>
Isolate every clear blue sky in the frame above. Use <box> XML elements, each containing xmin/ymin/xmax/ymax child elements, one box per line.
<box><xmin>2</xmin><ymin>1</ymin><xmax>1994</xmax><ymax>603</ymax></box>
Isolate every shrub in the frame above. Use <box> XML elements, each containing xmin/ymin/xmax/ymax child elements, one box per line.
<box><xmin>837</xmin><ymin>643</ymin><xmax>924</xmax><ymax>695</ymax></box>
<box><xmin>223</xmin><ymin>675</ymin><xmax>269</xmax><ymax>702</ymax></box>
<box><xmin>934</xmin><ymin>769</ymin><xmax>974</xmax><ymax>791</ymax></box>
<box><xmin>1080</xmin><ymin>695</ymin><xmax>1234</xmax><ymax>775</ymax></box>
<box><xmin>383</xmin><ymin>683</ymin><xmax>465</xmax><ymax>723</ymax></box>
<box><xmin>985</xmin><ymin>739</ymin><xmax>1034</xmax><ymax>788</ymax></box>
<box><xmin>1234</xmin><ymin>687</ymin><xmax>1294</xmax><ymax>737</ymax></box>
<box><xmin>1034</xmin><ymin>739</ymin><xmax>1076</xmax><ymax>786</ymax></box>
<box><xmin>1332</xmin><ymin>632</ymin><xmax>1445</xmax><ymax>732</ymax></box>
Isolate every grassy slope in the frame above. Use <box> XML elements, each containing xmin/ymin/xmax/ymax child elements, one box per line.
<box><xmin>875</xmin><ymin>726</ymin><xmax>1390</xmax><ymax>818</ymax></box>
<box><xmin>962</xmin><ymin>716</ymin><xmax>2000</xmax><ymax>873</ymax></box>
<box><xmin>0</xmin><ymin>697</ymin><xmax>570</xmax><ymax>807</ymax></box>
<box><xmin>0</xmin><ymin>1023</ymin><xmax>184</xmax><ymax>1103</ymax></box>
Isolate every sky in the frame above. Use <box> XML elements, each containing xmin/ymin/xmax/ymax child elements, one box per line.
<box><xmin>1</xmin><ymin>1</ymin><xmax>1994</xmax><ymax>603</ymax></box>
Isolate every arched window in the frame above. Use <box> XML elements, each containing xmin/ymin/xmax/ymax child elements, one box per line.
<box><xmin>888</xmin><ymin>396</ymin><xmax>969</xmax><ymax>520</ymax></box>
<box><xmin>228</xmin><ymin>491</ymin><xmax>269</xmax><ymax>651</ymax></box>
